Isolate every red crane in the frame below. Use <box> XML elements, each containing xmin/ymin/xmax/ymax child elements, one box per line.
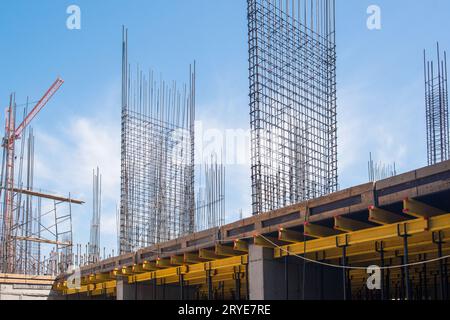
<box><xmin>1</xmin><ymin>77</ymin><xmax>64</xmax><ymax>273</ymax></box>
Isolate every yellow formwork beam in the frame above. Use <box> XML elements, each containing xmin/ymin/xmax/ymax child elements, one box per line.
<box><xmin>315</xmin><ymin>229</ymin><xmax>450</xmax><ymax>263</ymax></box>
<box><xmin>170</xmin><ymin>256</ymin><xmax>184</xmax><ymax>266</ymax></box>
<box><xmin>254</xmin><ymin>235</ymin><xmax>286</xmax><ymax>248</ymax></box>
<box><xmin>369</xmin><ymin>206</ymin><xmax>407</xmax><ymax>225</ymax></box>
<box><xmin>199</xmin><ymin>249</ymin><xmax>226</xmax><ymax>260</ymax></box>
<box><xmin>304</xmin><ymin>222</ymin><xmax>342</xmax><ymax>238</ymax></box>
<box><xmin>403</xmin><ymin>198</ymin><xmax>445</xmax><ymax>218</ymax></box>
<box><xmin>156</xmin><ymin>258</ymin><xmax>171</xmax><ymax>268</ymax></box>
<box><xmin>128</xmin><ymin>255</ymin><xmax>248</xmax><ymax>284</ymax></box>
<box><xmin>334</xmin><ymin>216</ymin><xmax>372</xmax><ymax>232</ymax></box>
<box><xmin>233</xmin><ymin>239</ymin><xmax>248</xmax><ymax>252</ymax></box>
<box><xmin>184</xmin><ymin>252</ymin><xmax>206</xmax><ymax>264</ymax></box>
<box><xmin>274</xmin><ymin>214</ymin><xmax>450</xmax><ymax>258</ymax></box>
<box><xmin>61</xmin><ymin>259</ymin><xmax>247</xmax><ymax>296</ymax></box>
<box><xmin>120</xmin><ymin>266</ymin><xmax>134</xmax><ymax>275</ymax></box>
<box><xmin>110</xmin><ymin>269</ymin><xmax>119</xmax><ymax>278</ymax></box>
<box><xmin>66</xmin><ymin>279</ymin><xmax>118</xmax><ymax>296</ymax></box>
<box><xmin>87</xmin><ymin>273</ymin><xmax>112</xmax><ymax>283</ymax></box>
<box><xmin>347</xmin><ymin>243</ymin><xmax>450</xmax><ymax>266</ymax></box>
<box><xmin>215</xmin><ymin>243</ymin><xmax>243</xmax><ymax>257</ymax></box>
<box><xmin>106</xmin><ymin>287</ymin><xmax>116</xmax><ymax>296</ymax></box>
<box><xmin>132</xmin><ymin>264</ymin><xmax>149</xmax><ymax>274</ymax></box>
<box><xmin>91</xmin><ymin>288</ymin><xmax>104</xmax><ymax>296</ymax></box>
<box><xmin>187</xmin><ymin>273</ymin><xmax>243</xmax><ymax>286</ymax></box>
<box><xmin>278</xmin><ymin>228</ymin><xmax>303</xmax><ymax>243</ymax></box>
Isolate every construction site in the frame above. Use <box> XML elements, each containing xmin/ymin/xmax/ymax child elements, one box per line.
<box><xmin>1</xmin><ymin>0</ymin><xmax>450</xmax><ymax>302</ymax></box>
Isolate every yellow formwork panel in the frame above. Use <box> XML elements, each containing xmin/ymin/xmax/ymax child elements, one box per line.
<box><xmin>128</xmin><ymin>255</ymin><xmax>248</xmax><ymax>285</ymax></box>
<box><xmin>273</xmin><ymin>214</ymin><xmax>450</xmax><ymax>258</ymax></box>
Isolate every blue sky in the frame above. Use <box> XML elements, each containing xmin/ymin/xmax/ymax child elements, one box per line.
<box><xmin>0</xmin><ymin>0</ymin><xmax>449</xmax><ymax>255</ymax></box>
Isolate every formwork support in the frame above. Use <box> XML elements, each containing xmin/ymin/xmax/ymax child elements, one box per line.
<box><xmin>422</xmin><ymin>254</ymin><xmax>428</xmax><ymax>299</ymax></box>
<box><xmin>235</xmin><ymin>272</ymin><xmax>241</xmax><ymax>300</ymax></box>
<box><xmin>207</xmin><ymin>270</ymin><xmax>213</xmax><ymax>300</ymax></box>
<box><xmin>375</xmin><ymin>241</ymin><xmax>386</xmax><ymax>300</ymax></box>
<box><xmin>433</xmin><ymin>230</ymin><xmax>448</xmax><ymax>300</ymax></box>
<box><xmin>337</xmin><ymin>237</ymin><xmax>350</xmax><ymax>301</ymax></box>
<box><xmin>179</xmin><ymin>274</ymin><xmax>185</xmax><ymax>301</ymax></box>
<box><xmin>284</xmin><ymin>255</ymin><xmax>289</xmax><ymax>300</ymax></box>
<box><xmin>398</xmin><ymin>224</ymin><xmax>412</xmax><ymax>300</ymax></box>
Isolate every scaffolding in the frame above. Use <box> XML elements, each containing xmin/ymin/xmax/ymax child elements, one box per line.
<box><xmin>0</xmin><ymin>95</ymin><xmax>78</xmax><ymax>275</ymax></box>
<box><xmin>120</xmin><ymin>27</ymin><xmax>195</xmax><ymax>253</ymax></box>
<box><xmin>248</xmin><ymin>0</ymin><xmax>338</xmax><ymax>215</ymax></box>
<box><xmin>424</xmin><ymin>43</ymin><xmax>449</xmax><ymax>165</ymax></box>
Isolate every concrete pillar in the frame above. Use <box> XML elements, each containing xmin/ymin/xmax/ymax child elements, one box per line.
<box><xmin>116</xmin><ymin>278</ymin><xmax>136</xmax><ymax>300</ymax></box>
<box><xmin>248</xmin><ymin>244</ymin><xmax>344</xmax><ymax>300</ymax></box>
<box><xmin>248</xmin><ymin>245</ymin><xmax>298</xmax><ymax>300</ymax></box>
<box><xmin>116</xmin><ymin>278</ymin><xmax>198</xmax><ymax>300</ymax></box>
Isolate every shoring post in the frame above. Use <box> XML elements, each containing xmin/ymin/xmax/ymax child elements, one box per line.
<box><xmin>445</xmin><ymin>259</ymin><xmax>449</xmax><ymax>299</ymax></box>
<box><xmin>195</xmin><ymin>286</ymin><xmax>200</xmax><ymax>301</ymax></box>
<box><xmin>433</xmin><ymin>272</ymin><xmax>438</xmax><ymax>299</ymax></box>
<box><xmin>394</xmin><ymin>281</ymin><xmax>399</xmax><ymax>300</ymax></box>
<box><xmin>432</xmin><ymin>231</ymin><xmax>447</xmax><ymax>300</ymax></box>
<box><xmin>221</xmin><ymin>282</ymin><xmax>225</xmax><ymax>300</ymax></box>
<box><xmin>235</xmin><ymin>272</ymin><xmax>241</xmax><ymax>301</ymax></box>
<box><xmin>386</xmin><ymin>258</ymin><xmax>392</xmax><ymax>300</ymax></box>
<box><xmin>319</xmin><ymin>255</ymin><xmax>324</xmax><ymax>300</ymax></box>
<box><xmin>162</xmin><ymin>278</ymin><xmax>166</xmax><ymax>300</ymax></box>
<box><xmin>207</xmin><ymin>270</ymin><xmax>213</xmax><ymax>300</ymax></box>
<box><xmin>245</xmin><ymin>263</ymin><xmax>249</xmax><ymax>300</ymax></box>
<box><xmin>398</xmin><ymin>224</ymin><xmax>411</xmax><ymax>300</ymax></box>
<box><xmin>375</xmin><ymin>241</ymin><xmax>386</xmax><ymax>300</ymax></box>
<box><xmin>284</xmin><ymin>255</ymin><xmax>289</xmax><ymax>300</ymax></box>
<box><xmin>179</xmin><ymin>274</ymin><xmax>185</xmax><ymax>301</ymax></box>
<box><xmin>153</xmin><ymin>278</ymin><xmax>157</xmax><ymax>300</ymax></box>
<box><xmin>422</xmin><ymin>254</ymin><xmax>428</xmax><ymax>300</ymax></box>
<box><xmin>336</xmin><ymin>235</ymin><xmax>350</xmax><ymax>300</ymax></box>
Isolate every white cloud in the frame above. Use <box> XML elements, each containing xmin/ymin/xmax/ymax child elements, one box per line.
<box><xmin>337</xmin><ymin>76</ymin><xmax>426</xmax><ymax>188</ymax></box>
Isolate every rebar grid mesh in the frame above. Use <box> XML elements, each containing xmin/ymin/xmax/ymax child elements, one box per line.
<box><xmin>248</xmin><ymin>0</ymin><xmax>338</xmax><ymax>215</ymax></box>
<box><xmin>425</xmin><ymin>44</ymin><xmax>449</xmax><ymax>165</ymax></box>
<box><xmin>119</xmin><ymin>28</ymin><xmax>195</xmax><ymax>253</ymax></box>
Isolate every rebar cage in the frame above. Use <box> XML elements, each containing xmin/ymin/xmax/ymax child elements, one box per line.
<box><xmin>119</xmin><ymin>28</ymin><xmax>195</xmax><ymax>253</ymax></box>
<box><xmin>425</xmin><ymin>44</ymin><xmax>449</xmax><ymax>165</ymax></box>
<box><xmin>248</xmin><ymin>0</ymin><xmax>338</xmax><ymax>215</ymax></box>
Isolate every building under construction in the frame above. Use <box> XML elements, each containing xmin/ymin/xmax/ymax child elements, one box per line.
<box><xmin>54</xmin><ymin>159</ymin><xmax>450</xmax><ymax>301</ymax></box>
<box><xmin>51</xmin><ymin>1</ymin><xmax>450</xmax><ymax>301</ymax></box>
<box><xmin>2</xmin><ymin>0</ymin><xmax>450</xmax><ymax>302</ymax></box>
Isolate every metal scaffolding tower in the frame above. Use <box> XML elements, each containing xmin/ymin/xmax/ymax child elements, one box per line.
<box><xmin>119</xmin><ymin>27</ymin><xmax>195</xmax><ymax>253</ymax></box>
<box><xmin>0</xmin><ymin>85</ymin><xmax>80</xmax><ymax>275</ymax></box>
<box><xmin>89</xmin><ymin>167</ymin><xmax>101</xmax><ymax>264</ymax></box>
<box><xmin>247</xmin><ymin>0</ymin><xmax>338</xmax><ymax>215</ymax></box>
<box><xmin>424</xmin><ymin>43</ymin><xmax>449</xmax><ymax>165</ymax></box>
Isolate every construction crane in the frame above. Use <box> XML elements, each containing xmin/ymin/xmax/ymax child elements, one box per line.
<box><xmin>1</xmin><ymin>77</ymin><xmax>64</xmax><ymax>273</ymax></box>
